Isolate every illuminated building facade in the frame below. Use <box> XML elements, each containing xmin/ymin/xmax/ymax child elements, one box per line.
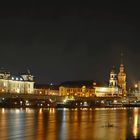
<box><xmin>59</xmin><ymin>81</ymin><xmax>95</xmax><ymax>97</ymax></box>
<box><xmin>0</xmin><ymin>69</ymin><xmax>34</xmax><ymax>94</ymax></box>
<box><xmin>94</xmin><ymin>86</ymin><xmax>119</xmax><ymax>97</ymax></box>
<box><xmin>34</xmin><ymin>84</ymin><xmax>59</xmax><ymax>95</ymax></box>
<box><xmin>94</xmin><ymin>67</ymin><xmax>120</xmax><ymax>97</ymax></box>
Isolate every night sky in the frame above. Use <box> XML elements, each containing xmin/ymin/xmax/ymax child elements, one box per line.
<box><xmin>0</xmin><ymin>1</ymin><xmax>140</xmax><ymax>85</ymax></box>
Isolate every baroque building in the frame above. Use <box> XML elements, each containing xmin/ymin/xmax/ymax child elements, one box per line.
<box><xmin>34</xmin><ymin>84</ymin><xmax>59</xmax><ymax>95</ymax></box>
<box><xmin>109</xmin><ymin>66</ymin><xmax>118</xmax><ymax>87</ymax></box>
<box><xmin>118</xmin><ymin>63</ymin><xmax>127</xmax><ymax>96</ymax></box>
<box><xmin>0</xmin><ymin>69</ymin><xmax>34</xmax><ymax>94</ymax></box>
<box><xmin>94</xmin><ymin>67</ymin><xmax>120</xmax><ymax>97</ymax></box>
<box><xmin>59</xmin><ymin>81</ymin><xmax>95</xmax><ymax>97</ymax></box>
<box><xmin>59</xmin><ymin>59</ymin><xmax>127</xmax><ymax>97</ymax></box>
<box><xmin>117</xmin><ymin>52</ymin><xmax>127</xmax><ymax>96</ymax></box>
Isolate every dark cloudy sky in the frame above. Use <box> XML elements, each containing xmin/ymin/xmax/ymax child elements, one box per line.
<box><xmin>0</xmin><ymin>1</ymin><xmax>140</xmax><ymax>85</ymax></box>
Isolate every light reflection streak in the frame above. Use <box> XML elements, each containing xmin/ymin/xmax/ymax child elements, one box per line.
<box><xmin>0</xmin><ymin>108</ymin><xmax>7</xmax><ymax>139</ymax></box>
<box><xmin>24</xmin><ymin>108</ymin><xmax>35</xmax><ymax>139</ymax></box>
<box><xmin>39</xmin><ymin>108</ymin><xmax>43</xmax><ymax>114</ymax></box>
<box><xmin>133</xmin><ymin>108</ymin><xmax>139</xmax><ymax>138</ymax></box>
<box><xmin>49</xmin><ymin>108</ymin><xmax>55</xmax><ymax>114</ymax></box>
<box><xmin>2</xmin><ymin>108</ymin><xmax>5</xmax><ymax>114</ymax></box>
<box><xmin>25</xmin><ymin>108</ymin><xmax>34</xmax><ymax>113</ymax></box>
<box><xmin>36</xmin><ymin>109</ymin><xmax>44</xmax><ymax>140</ymax></box>
<box><xmin>46</xmin><ymin>108</ymin><xmax>57</xmax><ymax>140</ymax></box>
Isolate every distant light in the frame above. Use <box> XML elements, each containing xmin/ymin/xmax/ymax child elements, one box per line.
<box><xmin>20</xmin><ymin>101</ymin><xmax>23</xmax><ymax>105</ymax></box>
<box><xmin>114</xmin><ymin>100</ymin><xmax>117</xmax><ymax>103</ymax></box>
<box><xmin>101</xmin><ymin>100</ymin><xmax>104</xmax><ymax>104</ymax></box>
<box><xmin>15</xmin><ymin>109</ymin><xmax>20</xmax><ymax>114</ymax></box>
<box><xmin>63</xmin><ymin>99</ymin><xmax>67</xmax><ymax>103</ymax></box>
<box><xmin>12</xmin><ymin>77</ymin><xmax>14</xmax><ymax>80</ymax></box>
<box><xmin>16</xmin><ymin>77</ymin><xmax>18</xmax><ymax>80</ymax></box>
<box><xmin>134</xmin><ymin>84</ymin><xmax>138</xmax><ymax>88</ymax></box>
<box><xmin>93</xmin><ymin>82</ymin><xmax>96</xmax><ymax>86</ymax></box>
<box><xmin>26</xmin><ymin>103</ymin><xmax>30</xmax><ymax>106</ymax></box>
<box><xmin>84</xmin><ymin>101</ymin><xmax>87</xmax><ymax>104</ymax></box>
<box><xmin>26</xmin><ymin>100</ymin><xmax>29</xmax><ymax>103</ymax></box>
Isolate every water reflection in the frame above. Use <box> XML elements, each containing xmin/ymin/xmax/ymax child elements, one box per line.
<box><xmin>0</xmin><ymin>108</ymin><xmax>140</xmax><ymax>140</ymax></box>
<box><xmin>133</xmin><ymin>108</ymin><xmax>139</xmax><ymax>138</ymax></box>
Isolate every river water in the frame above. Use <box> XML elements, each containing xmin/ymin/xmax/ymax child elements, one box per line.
<box><xmin>0</xmin><ymin>108</ymin><xmax>140</xmax><ymax>140</ymax></box>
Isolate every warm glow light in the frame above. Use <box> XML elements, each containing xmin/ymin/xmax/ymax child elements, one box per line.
<box><xmin>134</xmin><ymin>84</ymin><xmax>138</xmax><ymax>88</ymax></box>
<box><xmin>114</xmin><ymin>100</ymin><xmax>117</xmax><ymax>103</ymax></box>
<box><xmin>49</xmin><ymin>108</ymin><xmax>55</xmax><ymax>114</ymax></box>
<box><xmin>101</xmin><ymin>100</ymin><xmax>104</xmax><ymax>104</ymax></box>
<box><xmin>15</xmin><ymin>109</ymin><xmax>20</xmax><ymax>114</ymax></box>
<box><xmin>2</xmin><ymin>108</ymin><xmax>5</xmax><ymax>114</ymax></box>
<box><xmin>39</xmin><ymin>108</ymin><xmax>43</xmax><ymax>114</ymax></box>
<box><xmin>63</xmin><ymin>99</ymin><xmax>67</xmax><ymax>103</ymax></box>
<box><xmin>25</xmin><ymin>108</ymin><xmax>33</xmax><ymax>113</ymax></box>
<box><xmin>93</xmin><ymin>82</ymin><xmax>96</xmax><ymax>86</ymax></box>
<box><xmin>133</xmin><ymin>108</ymin><xmax>139</xmax><ymax>138</ymax></box>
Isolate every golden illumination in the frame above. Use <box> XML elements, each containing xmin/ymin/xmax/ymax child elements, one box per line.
<box><xmin>133</xmin><ymin>108</ymin><xmax>139</xmax><ymax>138</ymax></box>
<box><xmin>2</xmin><ymin>108</ymin><xmax>5</xmax><ymax>114</ymax></box>
<box><xmin>93</xmin><ymin>82</ymin><xmax>96</xmax><ymax>86</ymax></box>
<box><xmin>134</xmin><ymin>84</ymin><xmax>138</xmax><ymax>88</ymax></box>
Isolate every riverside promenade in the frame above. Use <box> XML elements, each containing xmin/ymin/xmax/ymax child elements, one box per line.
<box><xmin>0</xmin><ymin>93</ymin><xmax>137</xmax><ymax>108</ymax></box>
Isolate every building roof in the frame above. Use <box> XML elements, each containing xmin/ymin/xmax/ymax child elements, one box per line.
<box><xmin>60</xmin><ymin>81</ymin><xmax>96</xmax><ymax>88</ymax></box>
<box><xmin>9</xmin><ymin>75</ymin><xmax>24</xmax><ymax>81</ymax></box>
<box><xmin>35</xmin><ymin>84</ymin><xmax>59</xmax><ymax>90</ymax></box>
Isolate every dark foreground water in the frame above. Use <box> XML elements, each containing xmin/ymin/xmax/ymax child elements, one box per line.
<box><xmin>0</xmin><ymin>108</ymin><xmax>140</xmax><ymax>140</ymax></box>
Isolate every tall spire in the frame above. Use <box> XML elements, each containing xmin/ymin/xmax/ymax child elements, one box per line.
<box><xmin>118</xmin><ymin>50</ymin><xmax>127</xmax><ymax>96</ymax></box>
<box><xmin>120</xmin><ymin>51</ymin><xmax>124</xmax><ymax>64</ymax></box>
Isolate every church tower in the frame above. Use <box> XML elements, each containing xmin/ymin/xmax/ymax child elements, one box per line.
<box><xmin>109</xmin><ymin>66</ymin><xmax>118</xmax><ymax>87</ymax></box>
<box><xmin>118</xmin><ymin>53</ymin><xmax>127</xmax><ymax>96</ymax></box>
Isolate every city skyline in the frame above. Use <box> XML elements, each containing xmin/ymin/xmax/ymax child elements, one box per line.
<box><xmin>1</xmin><ymin>2</ymin><xmax>140</xmax><ymax>140</ymax></box>
<box><xmin>0</xmin><ymin>1</ymin><xmax>140</xmax><ymax>84</ymax></box>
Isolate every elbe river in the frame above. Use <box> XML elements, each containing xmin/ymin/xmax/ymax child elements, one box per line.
<box><xmin>0</xmin><ymin>108</ymin><xmax>140</xmax><ymax>140</ymax></box>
